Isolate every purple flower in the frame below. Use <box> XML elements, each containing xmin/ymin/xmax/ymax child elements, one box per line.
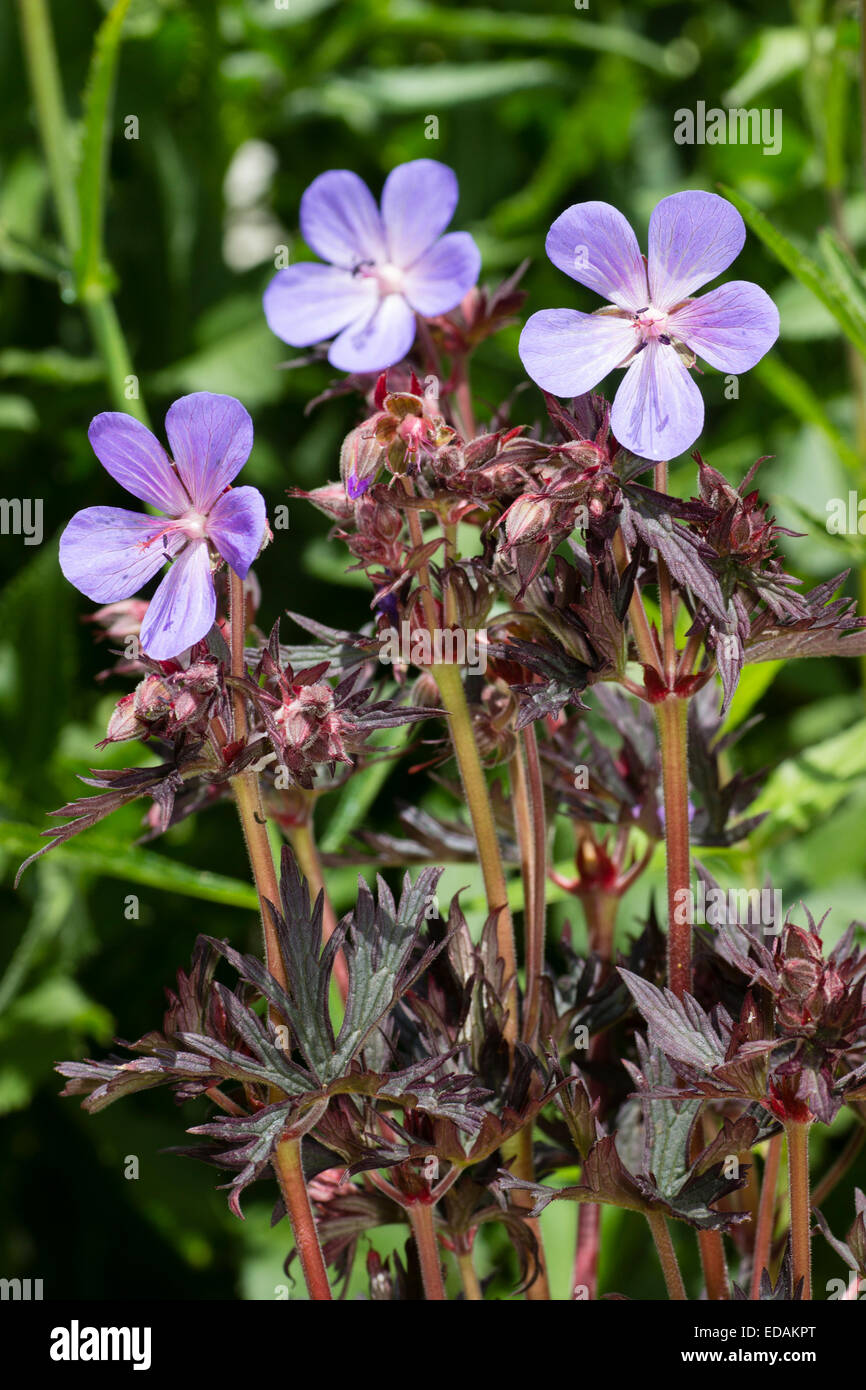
<box><xmin>263</xmin><ymin>159</ymin><xmax>481</xmax><ymax>374</ymax></box>
<box><xmin>519</xmin><ymin>192</ymin><xmax>779</xmax><ymax>461</ymax></box>
<box><xmin>60</xmin><ymin>393</ymin><xmax>266</xmax><ymax>661</ymax></box>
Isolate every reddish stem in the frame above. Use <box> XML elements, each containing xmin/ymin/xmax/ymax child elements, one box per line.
<box><xmin>785</xmin><ymin>1120</ymin><xmax>813</xmax><ymax>1300</ymax></box>
<box><xmin>750</xmin><ymin>1133</ymin><xmax>783</xmax><ymax>1298</ymax></box>
<box><xmin>407</xmin><ymin>1202</ymin><xmax>447</xmax><ymax>1301</ymax></box>
<box><xmin>655</xmin><ymin>695</ymin><xmax>692</xmax><ymax>999</ymax></box>
<box><xmin>273</xmin><ymin>1136</ymin><xmax>333</xmax><ymax>1302</ymax></box>
<box><xmin>228</xmin><ymin>570</ymin><xmax>331</xmax><ymax>1301</ymax></box>
<box><xmin>521</xmin><ymin>724</ymin><xmax>547</xmax><ymax>1046</ymax></box>
<box><xmin>573</xmin><ymin>1204</ymin><xmax>601</xmax><ymax>1300</ymax></box>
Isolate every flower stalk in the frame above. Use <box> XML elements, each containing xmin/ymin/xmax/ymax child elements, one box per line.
<box><xmin>646</xmin><ymin>1212</ymin><xmax>687</xmax><ymax>1300</ymax></box>
<box><xmin>785</xmin><ymin>1119</ymin><xmax>813</xmax><ymax>1300</ymax></box>
<box><xmin>272</xmin><ymin>1136</ymin><xmax>333</xmax><ymax>1303</ymax></box>
<box><xmin>228</xmin><ymin>570</ymin><xmax>331</xmax><ymax>1301</ymax></box>
<box><xmin>431</xmin><ymin>660</ymin><xmax>519</xmax><ymax>1042</ymax></box>
<box><xmin>655</xmin><ymin>694</ymin><xmax>691</xmax><ymax>999</ymax></box>
<box><xmin>750</xmin><ymin>1133</ymin><xmax>782</xmax><ymax>1299</ymax></box>
<box><xmin>407</xmin><ymin>1202</ymin><xmax>447</xmax><ymax>1301</ymax></box>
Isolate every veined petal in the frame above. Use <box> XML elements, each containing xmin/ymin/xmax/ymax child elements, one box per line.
<box><xmin>299</xmin><ymin>170</ymin><xmax>386</xmax><ymax>269</ymax></box>
<box><xmin>519</xmin><ymin>308</ymin><xmax>635</xmax><ymax>398</ymax></box>
<box><xmin>668</xmin><ymin>281</ymin><xmax>780</xmax><ymax>372</ymax></box>
<box><xmin>88</xmin><ymin>413</ymin><xmax>187</xmax><ymax>513</ymax></box>
<box><xmin>140</xmin><ymin>540</ymin><xmax>216</xmax><ymax>661</ymax></box>
<box><xmin>59</xmin><ymin>507</ymin><xmax>182</xmax><ymax>604</ymax></box>
<box><xmin>165</xmin><ymin>393</ymin><xmax>254</xmax><ymax>513</ymax></box>
<box><xmin>648</xmin><ymin>192</ymin><xmax>745</xmax><ymax>310</ymax></box>
<box><xmin>611</xmin><ymin>341</ymin><xmax>704</xmax><ymax>461</ymax></box>
<box><xmin>328</xmin><ymin>294</ymin><xmax>416</xmax><ymax>373</ymax></box>
<box><xmin>402</xmin><ymin>231</ymin><xmax>481</xmax><ymax>316</ymax></box>
<box><xmin>545</xmin><ymin>202</ymin><xmax>648</xmax><ymax>310</ymax></box>
<box><xmin>263</xmin><ymin>262</ymin><xmax>375</xmax><ymax>347</ymax></box>
<box><xmin>381</xmin><ymin>159</ymin><xmax>458</xmax><ymax>269</ymax></box>
<box><xmin>208</xmin><ymin>485</ymin><xmax>267</xmax><ymax>578</ymax></box>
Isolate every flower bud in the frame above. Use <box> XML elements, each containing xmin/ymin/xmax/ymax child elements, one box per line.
<box><xmin>103</xmin><ymin>693</ymin><xmax>144</xmax><ymax>744</ymax></box>
<box><xmin>340</xmin><ymin>423</ymin><xmax>386</xmax><ymax>499</ymax></box>
<box><xmin>443</xmin><ymin>560</ymin><xmax>494</xmax><ymax>628</ymax></box>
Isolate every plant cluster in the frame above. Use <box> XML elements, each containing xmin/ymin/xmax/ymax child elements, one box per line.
<box><xmin>26</xmin><ymin>156</ymin><xmax>866</xmax><ymax>1302</ymax></box>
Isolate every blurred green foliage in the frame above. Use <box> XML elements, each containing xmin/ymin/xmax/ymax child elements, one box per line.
<box><xmin>1</xmin><ymin>0</ymin><xmax>865</xmax><ymax>1300</ymax></box>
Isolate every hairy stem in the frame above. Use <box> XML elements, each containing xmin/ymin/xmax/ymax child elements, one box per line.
<box><xmin>573</xmin><ymin>1203</ymin><xmax>601</xmax><ymax>1300</ymax></box>
<box><xmin>646</xmin><ymin>1212</ymin><xmax>687</xmax><ymax>1300</ymax></box>
<box><xmin>272</xmin><ymin>1136</ymin><xmax>333</xmax><ymax>1302</ymax></box>
<box><xmin>612</xmin><ymin>529</ymin><xmax>661</xmax><ymax>675</ymax></box>
<box><xmin>785</xmin><ymin>1120</ymin><xmax>813</xmax><ymax>1300</ymax></box>
<box><xmin>227</xmin><ymin>572</ymin><xmax>330</xmax><ymax>1300</ymax></box>
<box><xmin>656</xmin><ymin>696</ymin><xmax>691</xmax><ymax>999</ymax></box>
<box><xmin>750</xmin><ymin>1133</ymin><xmax>783</xmax><ymax>1299</ymax></box>
<box><xmin>431</xmin><ymin>661</ymin><xmax>518</xmax><ymax>1042</ymax></box>
<box><xmin>654</xmin><ymin>461</ymin><xmax>677</xmax><ymax>684</ymax></box>
<box><xmin>456</xmin><ymin>1246</ymin><xmax>483</xmax><ymax>1301</ymax></box>
<box><xmin>657</xmin><ymin>610</ymin><xmax>730</xmax><ymax>1296</ymax></box>
<box><xmin>229</xmin><ymin>573</ymin><xmax>286</xmax><ymax>989</ymax></box>
<box><xmin>571</xmin><ymin>888</ymin><xmax>617</xmax><ymax>1300</ymax></box>
<box><xmin>510</xmin><ymin>739</ymin><xmax>535</xmax><ymax>952</ymax></box>
<box><xmin>407</xmin><ymin>1202</ymin><xmax>446</xmax><ymax>1300</ymax></box>
<box><xmin>520</xmin><ymin>725</ymin><xmax>546</xmax><ymax>1046</ymax></box>
<box><xmin>698</xmin><ymin>1227</ymin><xmax>729</xmax><ymax>1301</ymax></box>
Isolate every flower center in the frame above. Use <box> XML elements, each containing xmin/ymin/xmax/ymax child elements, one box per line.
<box><xmin>177</xmin><ymin>510</ymin><xmax>209</xmax><ymax>542</ymax></box>
<box><xmin>632</xmin><ymin>305</ymin><xmax>671</xmax><ymax>344</ymax></box>
<box><xmin>360</xmin><ymin>261</ymin><xmax>405</xmax><ymax>298</ymax></box>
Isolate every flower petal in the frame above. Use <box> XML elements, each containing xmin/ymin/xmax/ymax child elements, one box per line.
<box><xmin>263</xmin><ymin>262</ymin><xmax>375</xmax><ymax>347</ymax></box>
<box><xmin>208</xmin><ymin>485</ymin><xmax>267</xmax><ymax>578</ymax></box>
<box><xmin>545</xmin><ymin>202</ymin><xmax>648</xmax><ymax>310</ymax></box>
<box><xmin>88</xmin><ymin>413</ymin><xmax>187</xmax><ymax>513</ymax></box>
<box><xmin>164</xmin><ymin>392</ymin><xmax>254</xmax><ymax>513</ymax></box>
<box><xmin>648</xmin><ymin>191</ymin><xmax>745</xmax><ymax>311</ymax></box>
<box><xmin>139</xmin><ymin>541</ymin><xmax>216</xmax><ymax>661</ymax></box>
<box><xmin>402</xmin><ymin>231</ymin><xmax>481</xmax><ymax>316</ymax></box>
<box><xmin>611</xmin><ymin>341</ymin><xmax>704</xmax><ymax>461</ymax></box>
<box><xmin>519</xmin><ymin>309</ymin><xmax>635</xmax><ymax>397</ymax></box>
<box><xmin>668</xmin><ymin>281</ymin><xmax>780</xmax><ymax>372</ymax></box>
<box><xmin>59</xmin><ymin>507</ymin><xmax>184</xmax><ymax>604</ymax></box>
<box><xmin>381</xmin><ymin>159</ymin><xmax>459</xmax><ymax>268</ymax></box>
<box><xmin>328</xmin><ymin>294</ymin><xmax>416</xmax><ymax>373</ymax></box>
<box><xmin>299</xmin><ymin>169</ymin><xmax>386</xmax><ymax>269</ymax></box>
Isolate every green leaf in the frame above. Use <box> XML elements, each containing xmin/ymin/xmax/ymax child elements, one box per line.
<box><xmin>0</xmin><ymin>349</ymin><xmax>102</xmax><ymax>385</ymax></box>
<box><xmin>385</xmin><ymin>3</ymin><xmax>686</xmax><ymax>73</ymax></box>
<box><xmin>720</xmin><ymin>185</ymin><xmax>866</xmax><ymax>360</ymax></box>
<box><xmin>0</xmin><ymin>822</ymin><xmax>259</xmax><ymax>909</ymax></box>
<box><xmin>749</xmin><ymin>717</ymin><xmax>866</xmax><ymax>848</ymax></box>
<box><xmin>0</xmin><ymin>396</ymin><xmax>38</xmax><ymax>432</ymax></box>
<box><xmin>753</xmin><ymin>355</ymin><xmax>861</xmax><ymax>477</ymax></box>
<box><xmin>818</xmin><ymin>226</ymin><xmax>866</xmax><ymax>328</ymax></box>
<box><xmin>722</xmin><ymin>27</ymin><xmax>822</xmax><ymax>107</ymax></box>
<box><xmin>289</xmin><ymin>61</ymin><xmax>563</xmax><ymax>127</ymax></box>
<box><xmin>75</xmin><ymin>0</ymin><xmax>133</xmax><ymax>294</ymax></box>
